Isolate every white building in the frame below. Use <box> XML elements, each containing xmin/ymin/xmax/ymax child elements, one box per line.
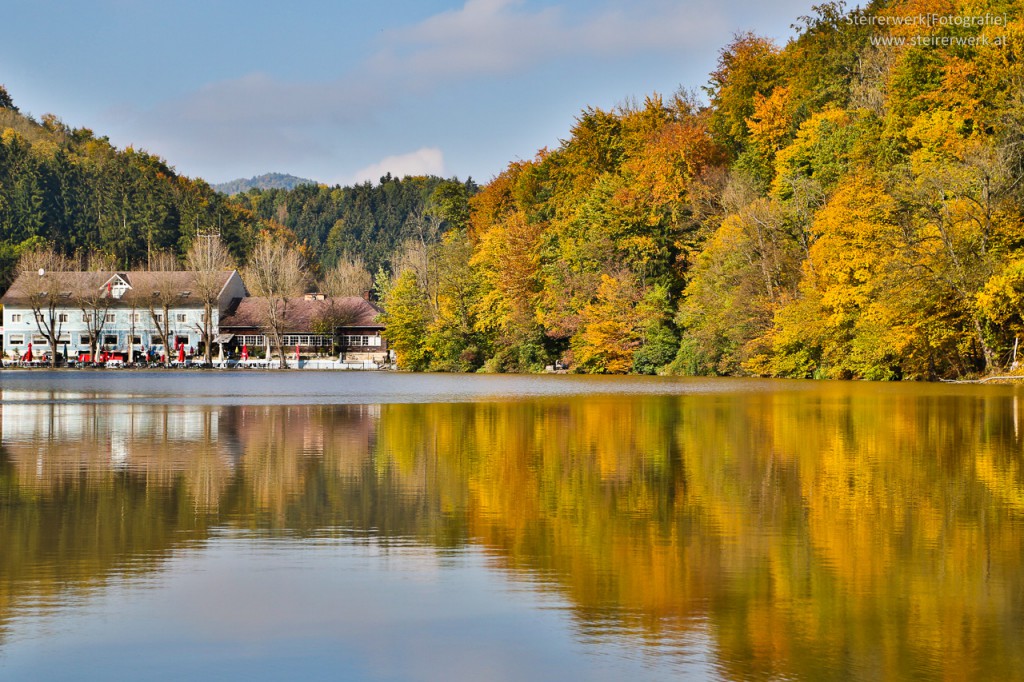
<box><xmin>1</xmin><ymin>270</ymin><xmax>246</xmax><ymax>362</ymax></box>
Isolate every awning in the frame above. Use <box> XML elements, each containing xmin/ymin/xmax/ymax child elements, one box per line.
<box><xmin>213</xmin><ymin>333</ymin><xmax>234</xmax><ymax>344</ymax></box>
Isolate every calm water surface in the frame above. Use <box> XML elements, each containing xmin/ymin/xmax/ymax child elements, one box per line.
<box><xmin>1</xmin><ymin>371</ymin><xmax>1023</xmax><ymax>680</ymax></box>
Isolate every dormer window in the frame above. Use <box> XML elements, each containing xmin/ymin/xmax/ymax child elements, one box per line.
<box><xmin>105</xmin><ymin>275</ymin><xmax>130</xmax><ymax>299</ymax></box>
<box><xmin>179</xmin><ymin>291</ymin><xmax>191</xmax><ymax>297</ymax></box>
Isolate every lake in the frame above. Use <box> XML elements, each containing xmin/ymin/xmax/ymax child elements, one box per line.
<box><xmin>1</xmin><ymin>371</ymin><xmax>1023</xmax><ymax>680</ymax></box>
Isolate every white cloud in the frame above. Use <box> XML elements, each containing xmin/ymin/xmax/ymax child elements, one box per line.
<box><xmin>369</xmin><ymin>0</ymin><xmax>727</xmax><ymax>84</ymax></box>
<box><xmin>345</xmin><ymin>148</ymin><xmax>447</xmax><ymax>185</ymax></box>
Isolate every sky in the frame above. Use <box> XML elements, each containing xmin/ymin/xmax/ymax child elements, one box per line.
<box><xmin>1</xmin><ymin>0</ymin><xmax>820</xmax><ymax>187</ymax></box>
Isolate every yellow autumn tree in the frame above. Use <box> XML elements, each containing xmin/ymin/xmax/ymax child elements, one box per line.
<box><xmin>571</xmin><ymin>274</ymin><xmax>641</xmax><ymax>374</ymax></box>
<box><xmin>749</xmin><ymin>174</ymin><xmax>906</xmax><ymax>379</ymax></box>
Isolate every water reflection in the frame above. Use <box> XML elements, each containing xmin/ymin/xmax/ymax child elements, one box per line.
<box><xmin>1</xmin><ymin>384</ymin><xmax>1024</xmax><ymax>679</ymax></box>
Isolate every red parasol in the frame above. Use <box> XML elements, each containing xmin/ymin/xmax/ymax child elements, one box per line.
<box><xmin>241</xmin><ymin>344</ymin><xmax>249</xmax><ymax>360</ymax></box>
<box><xmin>178</xmin><ymin>344</ymin><xmax>185</xmax><ymax>363</ymax></box>
<box><xmin>295</xmin><ymin>344</ymin><xmax>300</xmax><ymax>363</ymax></box>
<box><xmin>24</xmin><ymin>343</ymin><xmax>33</xmax><ymax>362</ymax></box>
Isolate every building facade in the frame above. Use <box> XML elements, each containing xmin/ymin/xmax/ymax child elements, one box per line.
<box><xmin>1</xmin><ymin>270</ymin><xmax>246</xmax><ymax>362</ymax></box>
<box><xmin>219</xmin><ymin>294</ymin><xmax>387</xmax><ymax>363</ymax></box>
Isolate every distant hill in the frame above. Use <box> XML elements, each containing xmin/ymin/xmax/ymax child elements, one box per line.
<box><xmin>214</xmin><ymin>172</ymin><xmax>318</xmax><ymax>195</ymax></box>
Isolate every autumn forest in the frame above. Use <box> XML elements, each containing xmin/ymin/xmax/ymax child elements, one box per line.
<box><xmin>2</xmin><ymin>0</ymin><xmax>1023</xmax><ymax>380</ymax></box>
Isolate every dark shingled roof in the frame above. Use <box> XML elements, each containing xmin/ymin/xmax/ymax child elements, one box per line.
<box><xmin>1</xmin><ymin>270</ymin><xmax>237</xmax><ymax>307</ymax></box>
<box><xmin>220</xmin><ymin>296</ymin><xmax>382</xmax><ymax>332</ymax></box>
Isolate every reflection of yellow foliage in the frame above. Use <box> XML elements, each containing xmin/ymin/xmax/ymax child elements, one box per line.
<box><xmin>4</xmin><ymin>387</ymin><xmax>1024</xmax><ymax>677</ymax></box>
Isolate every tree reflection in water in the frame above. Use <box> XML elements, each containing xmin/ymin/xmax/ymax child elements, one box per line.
<box><xmin>1</xmin><ymin>386</ymin><xmax>1023</xmax><ymax>679</ymax></box>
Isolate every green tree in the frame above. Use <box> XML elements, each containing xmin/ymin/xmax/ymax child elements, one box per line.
<box><xmin>381</xmin><ymin>270</ymin><xmax>431</xmax><ymax>371</ymax></box>
<box><xmin>0</xmin><ymin>84</ymin><xmax>16</xmax><ymax>111</ymax></box>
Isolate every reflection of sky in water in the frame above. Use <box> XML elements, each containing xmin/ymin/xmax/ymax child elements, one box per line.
<box><xmin>1</xmin><ymin>533</ymin><xmax>714</xmax><ymax>682</ymax></box>
<box><xmin>0</xmin><ymin>369</ymin><xmax>812</xmax><ymax>406</ymax></box>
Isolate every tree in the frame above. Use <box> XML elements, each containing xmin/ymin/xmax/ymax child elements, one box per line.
<box><xmin>73</xmin><ymin>263</ymin><xmax>115</xmax><ymax>366</ymax></box>
<box><xmin>0</xmin><ymin>84</ymin><xmax>16</xmax><ymax>111</ymax></box>
<box><xmin>185</xmin><ymin>233</ymin><xmax>235</xmax><ymax>364</ymax></box>
<box><xmin>425</xmin><ymin>230</ymin><xmax>484</xmax><ymax>371</ymax></box>
<box><xmin>705</xmin><ymin>32</ymin><xmax>783</xmax><ymax>153</ymax></box>
<box><xmin>15</xmin><ymin>246</ymin><xmax>72</xmax><ymax>367</ymax></box>
<box><xmin>571</xmin><ymin>274</ymin><xmax>641</xmax><ymax>374</ymax></box>
<box><xmin>243</xmin><ymin>234</ymin><xmax>307</xmax><ymax>368</ymax></box>
<box><xmin>631</xmin><ymin>284</ymin><xmax>678</xmax><ymax>375</ymax></box>
<box><xmin>380</xmin><ymin>270</ymin><xmax>431</xmax><ymax>370</ymax></box>
<box><xmin>471</xmin><ymin>209</ymin><xmax>542</xmax><ymax>346</ymax></box>
<box><xmin>321</xmin><ymin>254</ymin><xmax>371</xmax><ymax>298</ymax></box>
<box><xmin>429</xmin><ymin>180</ymin><xmax>472</xmax><ymax>229</ymax></box>
<box><xmin>145</xmin><ymin>251</ymin><xmax>182</xmax><ymax>367</ymax></box>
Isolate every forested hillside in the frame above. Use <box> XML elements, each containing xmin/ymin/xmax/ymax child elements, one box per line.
<box><xmin>381</xmin><ymin>0</ymin><xmax>1024</xmax><ymax>379</ymax></box>
<box><xmin>229</xmin><ymin>175</ymin><xmax>478</xmax><ymax>274</ymax></box>
<box><xmin>0</xmin><ymin>88</ymin><xmax>474</xmax><ymax>290</ymax></box>
<box><xmin>0</xmin><ymin>88</ymin><xmax>276</xmax><ymax>289</ymax></box>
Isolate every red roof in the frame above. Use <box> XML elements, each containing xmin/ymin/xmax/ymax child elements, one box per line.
<box><xmin>220</xmin><ymin>296</ymin><xmax>382</xmax><ymax>332</ymax></box>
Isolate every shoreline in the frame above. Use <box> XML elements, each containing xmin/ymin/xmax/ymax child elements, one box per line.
<box><xmin>1</xmin><ymin>361</ymin><xmax>393</xmax><ymax>372</ymax></box>
<box><xmin>4</xmin><ymin>364</ymin><xmax>1024</xmax><ymax>383</ymax></box>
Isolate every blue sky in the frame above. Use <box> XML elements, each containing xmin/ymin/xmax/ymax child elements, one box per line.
<box><xmin>2</xmin><ymin>0</ymin><xmax>819</xmax><ymax>186</ymax></box>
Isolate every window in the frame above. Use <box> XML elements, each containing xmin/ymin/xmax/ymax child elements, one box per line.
<box><xmin>176</xmin><ymin>313</ymin><xmax>187</xmax><ymax>323</ymax></box>
<box><xmin>130</xmin><ymin>335</ymin><xmax>142</xmax><ymax>345</ymax></box>
<box><xmin>10</xmin><ymin>313</ymin><xmax>21</xmax><ymax>323</ymax></box>
<box><xmin>8</xmin><ymin>334</ymin><xmax>24</xmax><ymax>345</ymax></box>
<box><xmin>104</xmin><ymin>313</ymin><xmax>115</xmax><ymax>323</ymax></box>
<box><xmin>282</xmin><ymin>335</ymin><xmax>331</xmax><ymax>347</ymax></box>
<box><xmin>35</xmin><ymin>313</ymin><xmax>44</xmax><ymax>322</ymax></box>
<box><xmin>32</xmin><ymin>336</ymin><xmax>49</xmax><ymax>346</ymax></box>
<box><xmin>240</xmin><ymin>335</ymin><xmax>265</xmax><ymax>346</ymax></box>
<box><xmin>82</xmin><ymin>313</ymin><xmax>89</xmax><ymax>323</ymax></box>
<box><xmin>151</xmin><ymin>335</ymin><xmax>163</xmax><ymax>345</ymax></box>
<box><xmin>345</xmin><ymin>335</ymin><xmax>371</xmax><ymax>347</ymax></box>
<box><xmin>154</xmin><ymin>314</ymin><xmax>163</xmax><ymax>323</ymax></box>
<box><xmin>175</xmin><ymin>336</ymin><xmax>189</xmax><ymax>348</ymax></box>
<box><xmin>59</xmin><ymin>313</ymin><xmax>69</xmax><ymax>323</ymax></box>
<box><xmin>132</xmin><ymin>313</ymin><xmax>140</xmax><ymax>323</ymax></box>
<box><xmin>103</xmin><ymin>335</ymin><xmax>118</xmax><ymax>346</ymax></box>
<box><xmin>80</xmin><ymin>334</ymin><xmax>91</xmax><ymax>346</ymax></box>
<box><xmin>57</xmin><ymin>333</ymin><xmax>71</xmax><ymax>343</ymax></box>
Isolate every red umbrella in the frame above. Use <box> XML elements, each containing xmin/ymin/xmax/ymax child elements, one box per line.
<box><xmin>24</xmin><ymin>343</ymin><xmax>33</xmax><ymax>362</ymax></box>
<box><xmin>295</xmin><ymin>344</ymin><xmax>300</xmax><ymax>363</ymax></box>
<box><xmin>241</xmin><ymin>344</ymin><xmax>249</xmax><ymax>360</ymax></box>
<box><xmin>178</xmin><ymin>344</ymin><xmax>185</xmax><ymax>364</ymax></box>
